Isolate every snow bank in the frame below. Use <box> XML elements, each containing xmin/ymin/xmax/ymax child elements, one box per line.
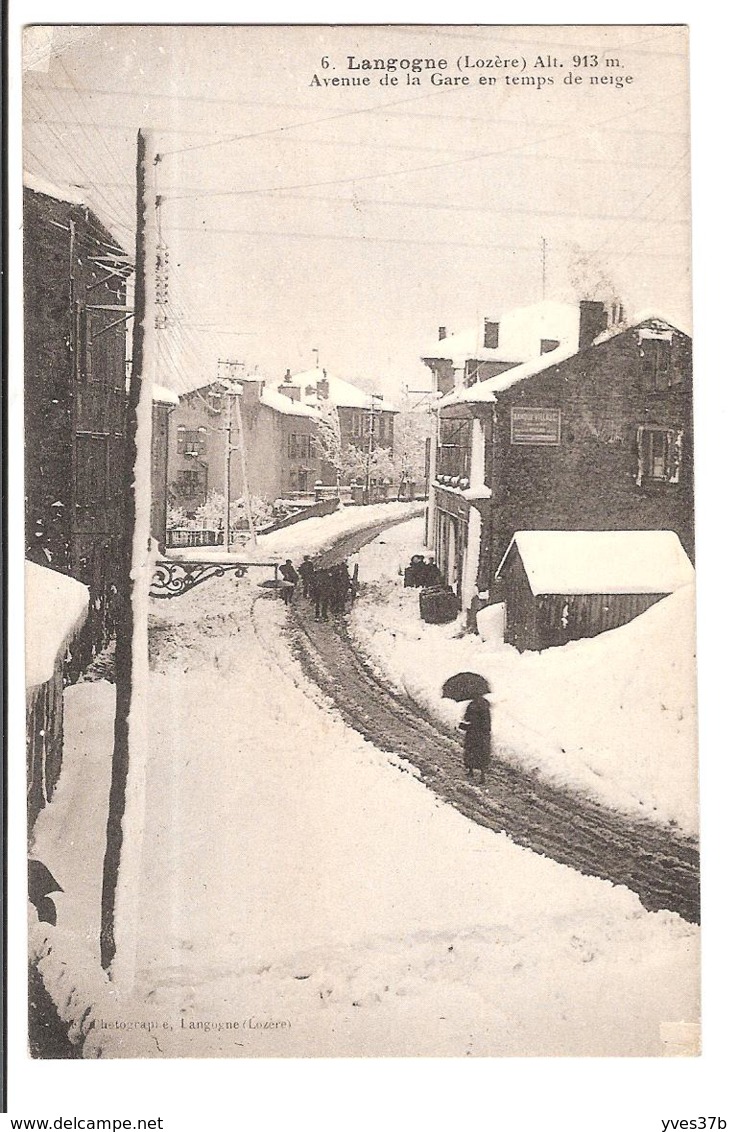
<box><xmin>169</xmin><ymin>501</ymin><xmax>424</xmax><ymax>565</ymax></box>
<box><xmin>109</xmin><ymin>576</ymin><xmax>697</xmax><ymax>1056</ymax></box>
<box><xmin>350</xmin><ymin>518</ymin><xmax>699</xmax><ymax>836</ymax></box>
<box><xmin>32</xmin><ymin>539</ymin><xmax>697</xmax><ymax>1058</ymax></box>
<box><xmin>25</xmin><ymin>561</ymin><xmax>89</xmax><ymax>688</ymax></box>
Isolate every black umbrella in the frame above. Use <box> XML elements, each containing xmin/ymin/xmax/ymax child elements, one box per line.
<box><xmin>442</xmin><ymin>671</ymin><xmax>491</xmax><ymax>701</ymax></box>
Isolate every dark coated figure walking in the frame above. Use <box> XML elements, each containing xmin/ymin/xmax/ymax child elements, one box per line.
<box><xmin>459</xmin><ymin>695</ymin><xmax>492</xmax><ymax>786</ymax></box>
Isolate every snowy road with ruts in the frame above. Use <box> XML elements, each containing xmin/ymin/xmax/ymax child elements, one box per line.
<box><xmin>36</xmin><ymin>505</ymin><xmax>698</xmax><ymax>1058</ymax></box>
<box><xmin>288</xmin><ymin>598</ymin><xmax>699</xmax><ymax>924</ymax></box>
<box><xmin>277</xmin><ymin>523</ymin><xmax>700</xmax><ymax>925</ymax></box>
<box><xmin>97</xmin><ymin>519</ymin><xmax>699</xmax><ymax>1058</ymax></box>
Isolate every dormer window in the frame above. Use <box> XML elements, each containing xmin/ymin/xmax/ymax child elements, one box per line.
<box><xmin>639</xmin><ymin>328</ymin><xmax>676</xmax><ymax>391</ymax></box>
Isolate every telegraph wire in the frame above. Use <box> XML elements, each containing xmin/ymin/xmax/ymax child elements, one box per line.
<box><xmin>164</xmin><ymin>93</ymin><xmax>685</xmax><ymax>202</ymax></box>
<box><xmin>159</xmin><ymin>89</ymin><xmax>446</xmax><ymax>158</ymax></box>
<box><xmin>24</xmin><ymin>84</ymin><xmax>134</xmax><ymax>236</ymax></box>
<box><xmin>55</xmin><ymin>54</ymin><xmax>135</xmax><ymax>223</ymax></box>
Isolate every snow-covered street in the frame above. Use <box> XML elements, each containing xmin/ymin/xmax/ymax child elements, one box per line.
<box><xmin>35</xmin><ymin>511</ymin><xmax>696</xmax><ymax>1059</ymax></box>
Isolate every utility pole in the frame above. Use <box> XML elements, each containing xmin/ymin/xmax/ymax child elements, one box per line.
<box><xmin>364</xmin><ymin>393</ymin><xmax>382</xmax><ymax>500</ymax></box>
<box><xmin>223</xmin><ymin>389</ymin><xmax>233</xmax><ymax>552</ymax></box>
<box><xmin>100</xmin><ymin>129</ymin><xmax>157</xmax><ymax>989</ymax></box>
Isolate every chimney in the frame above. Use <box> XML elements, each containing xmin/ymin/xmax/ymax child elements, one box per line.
<box><xmin>241</xmin><ymin>377</ymin><xmax>264</xmax><ymax>405</ymax></box>
<box><xmin>438</xmin><ymin>326</ymin><xmax>447</xmax><ymax>341</ymax></box>
<box><xmin>483</xmin><ymin>320</ymin><xmax>499</xmax><ymax>350</ymax></box>
<box><xmin>578</xmin><ymin>300</ymin><xmax>608</xmax><ymax>350</ymax></box>
<box><xmin>316</xmin><ymin>371</ymin><xmax>330</xmax><ymax>399</ymax></box>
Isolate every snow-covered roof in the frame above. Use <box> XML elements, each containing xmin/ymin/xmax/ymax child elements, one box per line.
<box><xmin>424</xmin><ymin>301</ymin><xmax>581</xmax><ymax>370</ymax></box>
<box><xmin>23</xmin><ymin>170</ymin><xmax>88</xmax><ymax>209</ymax></box>
<box><xmin>152</xmin><ymin>384</ymin><xmax>179</xmax><ymax>406</ymax></box>
<box><xmin>592</xmin><ymin>311</ymin><xmax>690</xmax><ymax>347</ymax></box>
<box><xmin>495</xmin><ymin>531</ymin><xmax>694</xmax><ymax>596</ymax></box>
<box><xmin>276</xmin><ymin>368</ymin><xmax>397</xmax><ymax>413</ymax></box>
<box><xmin>442</xmin><ymin>313</ymin><xmax>688</xmax><ymax>408</ymax></box>
<box><xmin>259</xmin><ymin>385</ymin><xmax>320</xmax><ymax>419</ymax></box>
<box><xmin>440</xmin><ymin>340</ymin><xmax>579</xmax><ymax>407</ymax></box>
<box><xmin>25</xmin><ymin>561</ymin><xmax>89</xmax><ymax>688</ymax></box>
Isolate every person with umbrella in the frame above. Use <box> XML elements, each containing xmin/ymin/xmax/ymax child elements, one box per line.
<box><xmin>442</xmin><ymin>671</ymin><xmax>492</xmax><ymax>786</ymax></box>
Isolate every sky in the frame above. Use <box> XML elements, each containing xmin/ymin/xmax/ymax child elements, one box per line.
<box><xmin>22</xmin><ymin>24</ymin><xmax>691</xmax><ymax>400</ymax></box>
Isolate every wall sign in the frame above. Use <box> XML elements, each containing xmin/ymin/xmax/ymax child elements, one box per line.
<box><xmin>510</xmin><ymin>406</ymin><xmax>561</xmax><ymax>446</ymax></box>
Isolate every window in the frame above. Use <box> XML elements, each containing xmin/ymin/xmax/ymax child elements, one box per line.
<box><xmin>640</xmin><ymin>336</ymin><xmax>673</xmax><ymax>391</ymax></box>
<box><xmin>636</xmin><ymin>426</ymin><xmax>683</xmax><ymax>485</ymax></box>
<box><xmin>484</xmin><ymin>320</ymin><xmax>499</xmax><ymax>349</ymax></box>
<box><xmin>177</xmin><ymin>427</ymin><xmax>207</xmax><ymax>456</ymax></box>
<box><xmin>178</xmin><ymin>469</ymin><xmax>205</xmax><ymax>499</ymax></box>
<box><xmin>438</xmin><ymin>417</ymin><xmax>472</xmax><ymax>480</ymax></box>
<box><xmin>288</xmin><ymin>434</ymin><xmax>311</xmax><ymax>460</ymax></box>
<box><xmin>540</xmin><ymin>338</ymin><xmax>560</xmax><ymax>354</ymax></box>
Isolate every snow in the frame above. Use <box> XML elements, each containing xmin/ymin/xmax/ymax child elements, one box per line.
<box><xmin>275</xmin><ymin>367</ymin><xmax>397</xmax><ymax>412</ymax></box>
<box><xmin>349</xmin><ymin>518</ymin><xmax>698</xmax><ymax>836</ymax></box>
<box><xmin>440</xmin><ymin>339</ymin><xmax>578</xmax><ymax>405</ymax></box>
<box><xmin>259</xmin><ymin>385</ymin><xmax>320</xmax><ymax>418</ymax></box>
<box><xmin>32</xmin><ymin>565</ymin><xmax>695</xmax><ymax>1058</ymax></box>
<box><xmin>170</xmin><ymin>501</ymin><xmax>425</xmax><ymax>564</ymax></box>
<box><xmin>592</xmin><ymin>312</ymin><xmax>689</xmax><ymax>347</ymax></box>
<box><xmin>25</xmin><ymin>561</ymin><xmax>89</xmax><ymax>688</ymax></box>
<box><xmin>23</xmin><ymin>170</ymin><xmax>88</xmax><ymax>208</ymax></box>
<box><xmin>31</xmin><ymin>513</ymin><xmax>697</xmax><ymax>1057</ymax></box>
<box><xmin>443</xmin><ymin>311</ymin><xmax>691</xmax><ymax>407</ymax></box>
<box><xmin>424</xmin><ymin>300</ymin><xmax>581</xmax><ymax>371</ymax></box>
<box><xmin>497</xmin><ymin>530</ymin><xmax>695</xmax><ymax>596</ymax></box>
<box><xmin>152</xmin><ymin>384</ymin><xmax>179</xmax><ymax>406</ymax></box>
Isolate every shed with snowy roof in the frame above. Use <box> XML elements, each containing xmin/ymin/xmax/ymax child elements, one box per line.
<box><xmin>494</xmin><ymin>530</ymin><xmax>694</xmax><ymax>652</ymax></box>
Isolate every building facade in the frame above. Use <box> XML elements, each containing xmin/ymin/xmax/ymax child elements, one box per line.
<box><xmin>425</xmin><ymin>301</ymin><xmax>694</xmax><ymax>624</ymax></box>
<box><xmin>166</xmin><ymin>375</ymin><xmax>322</xmax><ymax>515</ymax></box>
<box><xmin>273</xmin><ymin>367</ymin><xmax>397</xmax><ymax>485</ymax></box>
<box><xmin>23</xmin><ymin>177</ymin><xmax>133</xmax><ymax>673</ymax></box>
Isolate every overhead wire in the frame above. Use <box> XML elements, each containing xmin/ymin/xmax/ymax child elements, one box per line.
<box><xmin>23</xmin><ymin>110</ymin><xmax>134</xmax><ymax>240</ymax></box>
<box><xmin>24</xmin><ymin>84</ymin><xmax>134</xmax><ymax>237</ymax></box>
<box><xmin>54</xmin><ymin>54</ymin><xmax>135</xmax><ymax>223</ymax></box>
<box><xmin>164</xmin><ymin>92</ymin><xmax>685</xmax><ymax>202</ymax></box>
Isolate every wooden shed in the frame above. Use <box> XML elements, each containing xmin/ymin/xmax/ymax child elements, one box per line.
<box><xmin>495</xmin><ymin>530</ymin><xmax>694</xmax><ymax>652</ymax></box>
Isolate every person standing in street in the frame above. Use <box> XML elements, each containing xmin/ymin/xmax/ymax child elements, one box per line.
<box><xmin>298</xmin><ymin>554</ymin><xmax>315</xmax><ymax>601</ymax></box>
<box><xmin>279</xmin><ymin>558</ymin><xmax>299</xmax><ymax>604</ymax></box>
<box><xmin>313</xmin><ymin>567</ymin><xmax>330</xmax><ymax>622</ymax></box>
<box><xmin>331</xmin><ymin>562</ymin><xmax>351</xmax><ymax>616</ymax></box>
